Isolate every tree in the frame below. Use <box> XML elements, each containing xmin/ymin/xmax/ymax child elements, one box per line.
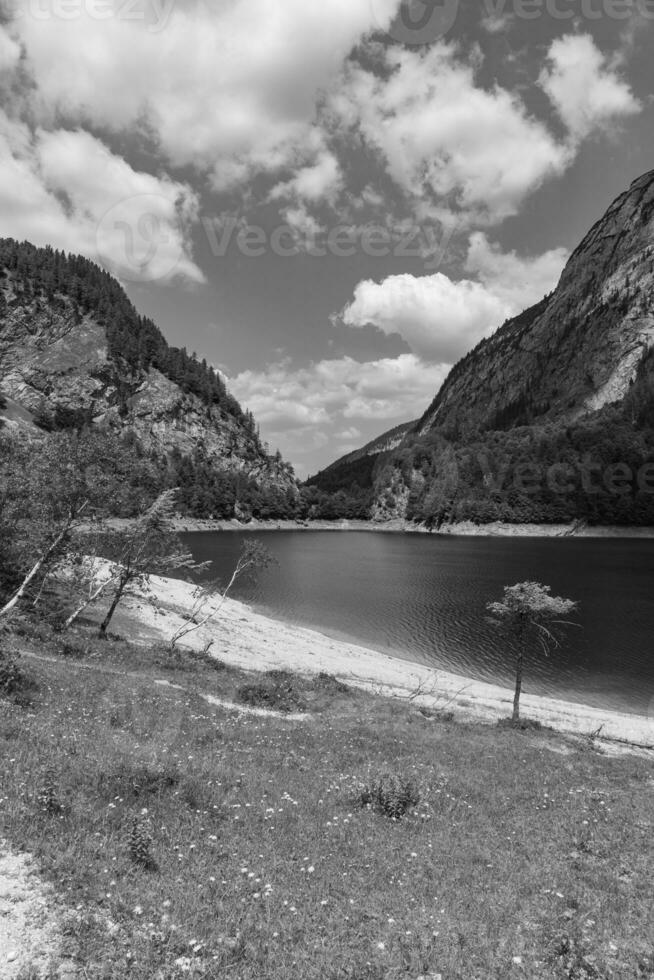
<box><xmin>0</xmin><ymin>432</ymin><xmax>92</xmax><ymax>621</ymax></box>
<box><xmin>0</xmin><ymin>427</ymin><xmax>161</xmax><ymax>622</ymax></box>
<box><xmin>486</xmin><ymin>581</ymin><xmax>578</xmax><ymax>723</ymax></box>
<box><xmin>96</xmin><ymin>490</ymin><xmax>204</xmax><ymax>638</ymax></box>
<box><xmin>169</xmin><ymin>539</ymin><xmax>274</xmax><ymax>650</ymax></box>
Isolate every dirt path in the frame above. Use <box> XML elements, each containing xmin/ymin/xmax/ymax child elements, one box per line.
<box><xmin>0</xmin><ymin>842</ymin><xmax>75</xmax><ymax>979</ymax></box>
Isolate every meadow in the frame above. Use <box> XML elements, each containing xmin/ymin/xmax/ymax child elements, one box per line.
<box><xmin>1</xmin><ymin>625</ymin><xmax>653</xmax><ymax>980</ymax></box>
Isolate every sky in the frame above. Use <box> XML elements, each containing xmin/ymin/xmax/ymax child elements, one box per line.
<box><xmin>0</xmin><ymin>1</ymin><xmax>652</xmax><ymax>477</ymax></box>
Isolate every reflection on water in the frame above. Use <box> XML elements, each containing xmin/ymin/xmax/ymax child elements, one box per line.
<box><xmin>181</xmin><ymin>531</ymin><xmax>654</xmax><ymax>717</ymax></box>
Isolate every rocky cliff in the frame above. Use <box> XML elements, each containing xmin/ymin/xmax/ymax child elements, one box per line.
<box><xmin>317</xmin><ymin>171</ymin><xmax>654</xmax><ymax>526</ymax></box>
<box><xmin>0</xmin><ymin>239</ymin><xmax>297</xmax><ymax>516</ymax></box>
<box><xmin>419</xmin><ymin>170</ymin><xmax>654</xmax><ymax>439</ymax></box>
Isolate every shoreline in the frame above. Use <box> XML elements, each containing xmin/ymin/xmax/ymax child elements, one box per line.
<box><xmin>118</xmin><ymin>570</ymin><xmax>654</xmax><ymax>755</ymax></box>
<box><xmin>171</xmin><ymin>517</ymin><xmax>654</xmax><ymax>539</ymax></box>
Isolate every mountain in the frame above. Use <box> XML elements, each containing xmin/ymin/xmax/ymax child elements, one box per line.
<box><xmin>0</xmin><ymin>239</ymin><xmax>298</xmax><ymax>520</ymax></box>
<box><xmin>307</xmin><ymin>420</ymin><xmax>415</xmax><ymax>492</ymax></box>
<box><xmin>318</xmin><ymin>170</ymin><xmax>654</xmax><ymax>527</ymax></box>
<box><xmin>419</xmin><ymin>170</ymin><xmax>654</xmax><ymax>440</ymax></box>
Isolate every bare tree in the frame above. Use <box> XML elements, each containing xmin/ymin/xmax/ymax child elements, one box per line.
<box><xmin>169</xmin><ymin>539</ymin><xmax>273</xmax><ymax>650</ymax></box>
<box><xmin>0</xmin><ymin>502</ymin><xmax>88</xmax><ymax>621</ymax></box>
<box><xmin>96</xmin><ymin>491</ymin><xmax>205</xmax><ymax>638</ymax></box>
<box><xmin>487</xmin><ymin>581</ymin><xmax>578</xmax><ymax>723</ymax></box>
<box><xmin>60</xmin><ymin>550</ymin><xmax>120</xmax><ymax>631</ymax></box>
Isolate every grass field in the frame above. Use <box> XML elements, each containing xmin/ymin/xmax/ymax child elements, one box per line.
<box><xmin>1</xmin><ymin>625</ymin><xmax>653</xmax><ymax>979</ymax></box>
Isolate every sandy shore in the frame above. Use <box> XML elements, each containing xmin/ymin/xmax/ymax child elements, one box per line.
<box><xmin>170</xmin><ymin>517</ymin><xmax>654</xmax><ymax>539</ymax></box>
<box><xmin>118</xmin><ymin>571</ymin><xmax>654</xmax><ymax>755</ymax></box>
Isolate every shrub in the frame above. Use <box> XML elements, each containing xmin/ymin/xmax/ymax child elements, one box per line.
<box><xmin>59</xmin><ymin>637</ymin><xmax>89</xmax><ymax>660</ymax></box>
<box><xmin>236</xmin><ymin>677</ymin><xmax>307</xmax><ymax>714</ymax></box>
<box><xmin>97</xmin><ymin>761</ymin><xmax>179</xmax><ymax>801</ymax></box>
<box><xmin>128</xmin><ymin>808</ymin><xmax>157</xmax><ymax>870</ymax></box>
<box><xmin>0</xmin><ymin>648</ymin><xmax>36</xmax><ymax>704</ymax></box>
<box><xmin>357</xmin><ymin>772</ymin><xmax>421</xmax><ymax>819</ymax></box>
<box><xmin>312</xmin><ymin>672</ymin><xmax>350</xmax><ymax>694</ymax></box>
<box><xmin>37</xmin><ymin>768</ymin><xmax>66</xmax><ymax>817</ymax></box>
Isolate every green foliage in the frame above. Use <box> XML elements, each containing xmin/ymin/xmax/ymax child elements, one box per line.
<box><xmin>357</xmin><ymin>772</ymin><xmax>421</xmax><ymax>819</ymax></box>
<box><xmin>0</xmin><ymin>427</ymin><xmax>162</xmax><ymax>611</ymax></box>
<box><xmin>37</xmin><ymin>767</ymin><xmax>66</xmax><ymax>817</ymax></box>
<box><xmin>236</xmin><ymin>672</ymin><xmax>308</xmax><ymax>713</ymax></box>
<box><xmin>0</xmin><ymin>647</ymin><xmax>32</xmax><ymax>699</ymax></box>
<box><xmin>487</xmin><ymin>582</ymin><xmax>578</xmax><ymax>722</ymax></box>
<box><xmin>487</xmin><ymin>582</ymin><xmax>578</xmax><ymax>639</ymax></box>
<box><xmin>128</xmin><ymin>809</ymin><xmax>157</xmax><ymax>871</ymax></box>
<box><xmin>170</xmin><ymin>446</ymin><xmax>299</xmax><ymax>520</ymax></box>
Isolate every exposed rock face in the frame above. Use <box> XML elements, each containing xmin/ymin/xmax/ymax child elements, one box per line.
<box><xmin>312</xmin><ymin>171</ymin><xmax>654</xmax><ymax>525</ymax></box>
<box><xmin>0</xmin><ymin>272</ymin><xmax>296</xmax><ymax>497</ymax></box>
<box><xmin>418</xmin><ymin>170</ymin><xmax>654</xmax><ymax>439</ymax></box>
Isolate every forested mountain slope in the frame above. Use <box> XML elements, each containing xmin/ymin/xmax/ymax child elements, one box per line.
<box><xmin>0</xmin><ymin>239</ymin><xmax>298</xmax><ymax>520</ymax></box>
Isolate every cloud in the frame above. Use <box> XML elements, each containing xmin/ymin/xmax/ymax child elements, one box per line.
<box><xmin>341</xmin><ymin>272</ymin><xmax>507</xmax><ymax>362</ymax></box>
<box><xmin>230</xmin><ymin>351</ymin><xmax>448</xmax><ymax>476</ymax></box>
<box><xmin>539</xmin><ymin>34</ymin><xmax>641</xmax><ymax>144</ymax></box>
<box><xmin>0</xmin><ymin>118</ymin><xmax>203</xmax><ymax>283</ymax></box>
<box><xmin>340</xmin><ymin>236</ymin><xmax>569</xmax><ymax>362</ymax></box>
<box><xmin>464</xmin><ymin>233</ymin><xmax>569</xmax><ymax>310</ymax></box>
<box><xmin>334</xmin><ymin>43</ymin><xmax>570</xmax><ymax>225</ymax></box>
<box><xmin>10</xmin><ymin>0</ymin><xmax>400</xmax><ymax>188</ymax></box>
<box><xmin>230</xmin><ymin>353</ymin><xmax>445</xmax><ymax>456</ymax></box>
<box><xmin>270</xmin><ymin>145</ymin><xmax>344</xmax><ymax>205</ymax></box>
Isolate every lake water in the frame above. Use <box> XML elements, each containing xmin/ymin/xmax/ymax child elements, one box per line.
<box><xmin>181</xmin><ymin>531</ymin><xmax>654</xmax><ymax>717</ymax></box>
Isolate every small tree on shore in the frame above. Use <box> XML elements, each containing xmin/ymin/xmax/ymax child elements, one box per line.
<box><xmin>96</xmin><ymin>491</ymin><xmax>204</xmax><ymax>638</ymax></box>
<box><xmin>169</xmin><ymin>539</ymin><xmax>273</xmax><ymax>650</ymax></box>
<box><xmin>487</xmin><ymin>581</ymin><xmax>578</xmax><ymax>723</ymax></box>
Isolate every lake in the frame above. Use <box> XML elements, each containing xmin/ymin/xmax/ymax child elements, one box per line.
<box><xmin>181</xmin><ymin>531</ymin><xmax>654</xmax><ymax>718</ymax></box>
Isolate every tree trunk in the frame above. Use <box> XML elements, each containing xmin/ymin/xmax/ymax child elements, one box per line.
<box><xmin>512</xmin><ymin>649</ymin><xmax>524</xmax><ymax>723</ymax></box>
<box><xmin>98</xmin><ymin>579</ymin><xmax>126</xmax><ymax>638</ymax></box>
<box><xmin>64</xmin><ymin>578</ymin><xmax>113</xmax><ymax>631</ymax></box>
<box><xmin>0</xmin><ymin>523</ymin><xmax>71</xmax><ymax>620</ymax></box>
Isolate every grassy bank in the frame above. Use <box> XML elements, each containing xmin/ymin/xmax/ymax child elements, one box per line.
<box><xmin>1</xmin><ymin>625</ymin><xmax>653</xmax><ymax>979</ymax></box>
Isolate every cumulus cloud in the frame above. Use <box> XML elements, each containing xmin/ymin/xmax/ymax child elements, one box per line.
<box><xmin>9</xmin><ymin>0</ymin><xmax>399</xmax><ymax>188</ymax></box>
<box><xmin>465</xmin><ymin>233</ymin><xmax>569</xmax><ymax>311</ymax></box>
<box><xmin>341</xmin><ymin>273</ymin><xmax>506</xmax><ymax>362</ymax></box>
<box><xmin>232</xmin><ymin>351</ymin><xmax>447</xmax><ymax>470</ymax></box>
<box><xmin>0</xmin><ymin>118</ymin><xmax>203</xmax><ymax>283</ymax></box>
<box><xmin>340</xmin><ymin>236</ymin><xmax>569</xmax><ymax>362</ymax></box>
<box><xmin>270</xmin><ymin>145</ymin><xmax>344</xmax><ymax>206</ymax></box>
<box><xmin>539</xmin><ymin>34</ymin><xmax>641</xmax><ymax>144</ymax></box>
<box><xmin>334</xmin><ymin>43</ymin><xmax>571</xmax><ymax>225</ymax></box>
<box><xmin>230</xmin><ymin>353</ymin><xmax>446</xmax><ymax>469</ymax></box>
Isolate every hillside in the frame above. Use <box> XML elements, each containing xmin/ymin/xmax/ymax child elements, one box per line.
<box><xmin>0</xmin><ymin>239</ymin><xmax>298</xmax><ymax>520</ymax></box>
<box><xmin>317</xmin><ymin>171</ymin><xmax>654</xmax><ymax>527</ymax></box>
<box><xmin>418</xmin><ymin>169</ymin><xmax>654</xmax><ymax>439</ymax></box>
